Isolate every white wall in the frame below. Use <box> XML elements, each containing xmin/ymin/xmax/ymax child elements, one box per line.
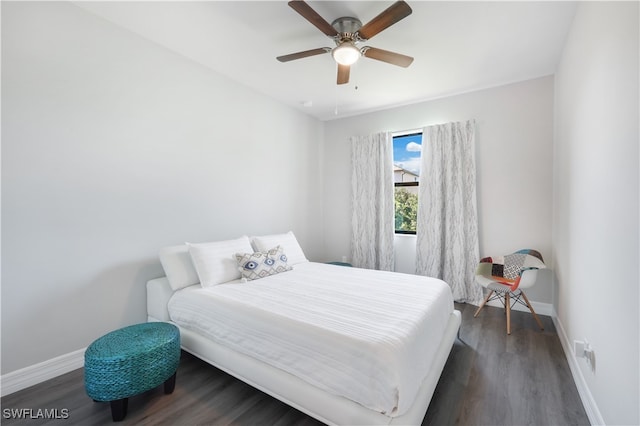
<box><xmin>553</xmin><ymin>2</ymin><xmax>639</xmax><ymax>425</ymax></box>
<box><xmin>323</xmin><ymin>77</ymin><xmax>555</xmax><ymax>303</ymax></box>
<box><xmin>1</xmin><ymin>2</ymin><xmax>324</xmax><ymax>374</ymax></box>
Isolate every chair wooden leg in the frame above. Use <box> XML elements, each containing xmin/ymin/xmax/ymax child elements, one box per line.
<box><xmin>474</xmin><ymin>290</ymin><xmax>494</xmax><ymax>317</ymax></box>
<box><xmin>520</xmin><ymin>291</ymin><xmax>544</xmax><ymax>331</ymax></box>
<box><xmin>505</xmin><ymin>292</ymin><xmax>511</xmax><ymax>335</ymax></box>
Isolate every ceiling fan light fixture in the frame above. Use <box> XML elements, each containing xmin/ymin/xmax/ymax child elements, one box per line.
<box><xmin>279</xmin><ymin>1</ymin><xmax>414</xmax><ymax>85</ymax></box>
<box><xmin>332</xmin><ymin>43</ymin><xmax>360</xmax><ymax>65</ymax></box>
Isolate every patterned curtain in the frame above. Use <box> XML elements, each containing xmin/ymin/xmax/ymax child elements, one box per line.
<box><xmin>350</xmin><ymin>132</ymin><xmax>395</xmax><ymax>271</ymax></box>
<box><xmin>415</xmin><ymin>120</ymin><xmax>482</xmax><ymax>303</ymax></box>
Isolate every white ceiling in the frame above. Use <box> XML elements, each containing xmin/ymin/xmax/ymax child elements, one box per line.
<box><xmin>74</xmin><ymin>1</ymin><xmax>577</xmax><ymax>121</ymax></box>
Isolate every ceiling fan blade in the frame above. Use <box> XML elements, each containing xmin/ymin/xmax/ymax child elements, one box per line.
<box><xmin>277</xmin><ymin>47</ymin><xmax>330</xmax><ymax>62</ymax></box>
<box><xmin>357</xmin><ymin>1</ymin><xmax>412</xmax><ymax>40</ymax></box>
<box><xmin>362</xmin><ymin>47</ymin><xmax>413</xmax><ymax>67</ymax></box>
<box><xmin>288</xmin><ymin>1</ymin><xmax>338</xmax><ymax>37</ymax></box>
<box><xmin>337</xmin><ymin>64</ymin><xmax>350</xmax><ymax>85</ymax></box>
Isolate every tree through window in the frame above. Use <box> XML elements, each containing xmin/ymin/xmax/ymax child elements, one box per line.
<box><xmin>393</xmin><ymin>132</ymin><xmax>422</xmax><ymax>234</ymax></box>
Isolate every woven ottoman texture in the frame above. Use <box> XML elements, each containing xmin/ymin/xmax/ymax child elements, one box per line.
<box><xmin>84</xmin><ymin>322</ymin><xmax>180</xmax><ymax>421</ymax></box>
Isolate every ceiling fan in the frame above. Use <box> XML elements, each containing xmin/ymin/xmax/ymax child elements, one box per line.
<box><xmin>277</xmin><ymin>0</ymin><xmax>414</xmax><ymax>85</ymax></box>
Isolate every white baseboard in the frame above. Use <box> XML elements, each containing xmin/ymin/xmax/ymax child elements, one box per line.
<box><xmin>552</xmin><ymin>310</ymin><xmax>604</xmax><ymax>426</ymax></box>
<box><xmin>1</xmin><ymin>348</ymin><xmax>85</xmax><ymax>397</ymax></box>
<box><xmin>485</xmin><ymin>298</ymin><xmax>553</xmax><ymax>316</ymax></box>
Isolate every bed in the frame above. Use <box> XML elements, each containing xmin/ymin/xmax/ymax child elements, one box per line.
<box><xmin>146</xmin><ymin>232</ymin><xmax>461</xmax><ymax>425</ymax></box>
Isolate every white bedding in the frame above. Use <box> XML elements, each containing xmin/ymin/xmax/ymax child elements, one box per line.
<box><xmin>167</xmin><ymin>262</ymin><xmax>454</xmax><ymax>416</ymax></box>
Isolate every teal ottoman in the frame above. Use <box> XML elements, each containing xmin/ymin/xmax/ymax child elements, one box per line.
<box><xmin>326</xmin><ymin>261</ymin><xmax>353</xmax><ymax>267</ymax></box>
<box><xmin>84</xmin><ymin>322</ymin><xmax>180</xmax><ymax>422</ymax></box>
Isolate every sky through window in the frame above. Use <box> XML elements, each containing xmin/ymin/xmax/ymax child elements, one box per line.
<box><xmin>393</xmin><ymin>133</ymin><xmax>422</xmax><ymax>177</ymax></box>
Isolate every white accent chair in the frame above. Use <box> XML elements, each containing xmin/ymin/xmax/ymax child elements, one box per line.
<box><xmin>473</xmin><ymin>249</ymin><xmax>546</xmax><ymax>335</ymax></box>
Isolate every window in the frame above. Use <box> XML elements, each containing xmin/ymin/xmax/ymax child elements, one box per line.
<box><xmin>393</xmin><ymin>132</ymin><xmax>422</xmax><ymax>234</ymax></box>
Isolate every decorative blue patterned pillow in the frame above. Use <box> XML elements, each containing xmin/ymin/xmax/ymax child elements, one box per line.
<box><xmin>235</xmin><ymin>245</ymin><xmax>292</xmax><ymax>281</ymax></box>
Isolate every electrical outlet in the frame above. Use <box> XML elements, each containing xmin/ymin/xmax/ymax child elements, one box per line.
<box><xmin>584</xmin><ymin>341</ymin><xmax>596</xmax><ymax>373</ymax></box>
<box><xmin>574</xmin><ymin>339</ymin><xmax>596</xmax><ymax>373</ymax></box>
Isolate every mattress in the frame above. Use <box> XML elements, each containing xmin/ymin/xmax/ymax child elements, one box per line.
<box><xmin>167</xmin><ymin>262</ymin><xmax>454</xmax><ymax>416</ymax></box>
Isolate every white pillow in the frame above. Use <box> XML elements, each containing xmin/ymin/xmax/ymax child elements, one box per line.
<box><xmin>188</xmin><ymin>236</ymin><xmax>253</xmax><ymax>287</ymax></box>
<box><xmin>159</xmin><ymin>244</ymin><xmax>200</xmax><ymax>290</ymax></box>
<box><xmin>251</xmin><ymin>231</ymin><xmax>308</xmax><ymax>265</ymax></box>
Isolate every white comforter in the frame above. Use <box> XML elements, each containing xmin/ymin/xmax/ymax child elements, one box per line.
<box><xmin>168</xmin><ymin>262</ymin><xmax>453</xmax><ymax>416</ymax></box>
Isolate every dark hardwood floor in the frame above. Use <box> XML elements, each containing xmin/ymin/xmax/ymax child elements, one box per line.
<box><xmin>2</xmin><ymin>303</ymin><xmax>590</xmax><ymax>425</ymax></box>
